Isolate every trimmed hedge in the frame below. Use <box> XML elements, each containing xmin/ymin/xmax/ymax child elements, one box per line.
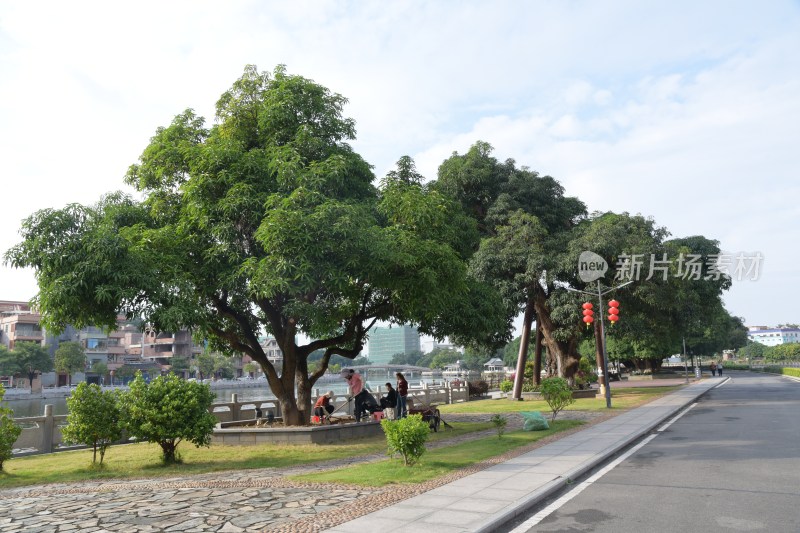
<box><xmin>761</xmin><ymin>366</ymin><xmax>800</xmax><ymax>378</ymax></box>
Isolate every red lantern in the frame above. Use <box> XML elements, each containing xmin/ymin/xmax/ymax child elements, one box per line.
<box><xmin>608</xmin><ymin>300</ymin><xmax>620</xmax><ymax>325</ymax></box>
<box><xmin>582</xmin><ymin>302</ymin><xmax>594</xmax><ymax>327</ymax></box>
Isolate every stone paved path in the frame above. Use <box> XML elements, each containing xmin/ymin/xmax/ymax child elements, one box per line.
<box><xmin>0</xmin><ymin>412</ymin><xmax>603</xmax><ymax>533</ymax></box>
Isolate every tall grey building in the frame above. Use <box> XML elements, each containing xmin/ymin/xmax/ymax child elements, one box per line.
<box><xmin>368</xmin><ymin>325</ymin><xmax>420</xmax><ymax>365</ymax></box>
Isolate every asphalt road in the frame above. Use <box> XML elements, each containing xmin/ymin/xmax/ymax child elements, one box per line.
<box><xmin>506</xmin><ymin>372</ymin><xmax>800</xmax><ymax>533</ymax></box>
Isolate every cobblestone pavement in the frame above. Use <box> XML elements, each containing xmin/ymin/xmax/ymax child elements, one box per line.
<box><xmin>0</xmin><ymin>412</ymin><xmax>606</xmax><ymax>533</ymax></box>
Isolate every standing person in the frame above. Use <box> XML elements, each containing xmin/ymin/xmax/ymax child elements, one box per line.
<box><xmin>710</xmin><ymin>360</ymin><xmax>717</xmax><ymax>377</ymax></box>
<box><xmin>717</xmin><ymin>361</ymin><xmax>723</xmax><ymax>376</ymax></box>
<box><xmin>395</xmin><ymin>372</ymin><xmax>408</xmax><ymax>419</ymax></box>
<box><xmin>344</xmin><ymin>369</ymin><xmax>369</xmax><ymax>422</ymax></box>
<box><xmin>313</xmin><ymin>391</ymin><xmax>335</xmax><ymax>421</ymax></box>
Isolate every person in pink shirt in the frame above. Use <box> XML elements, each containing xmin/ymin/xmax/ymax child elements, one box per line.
<box><xmin>344</xmin><ymin>369</ymin><xmax>370</xmax><ymax>421</ymax></box>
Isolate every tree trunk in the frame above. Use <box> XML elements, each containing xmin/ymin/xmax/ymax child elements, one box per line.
<box><xmin>512</xmin><ymin>293</ymin><xmax>535</xmax><ymax>400</ymax></box>
<box><xmin>533</xmin><ymin>326</ymin><xmax>543</xmax><ymax>386</ymax></box>
<box><xmin>533</xmin><ymin>289</ymin><xmax>580</xmax><ymax>380</ymax></box>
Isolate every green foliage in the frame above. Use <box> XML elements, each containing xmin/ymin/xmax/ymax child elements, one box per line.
<box><xmin>764</xmin><ymin>343</ymin><xmax>800</xmax><ymax>361</ymax></box>
<box><xmin>61</xmin><ymin>383</ymin><xmax>122</xmax><ymax>465</ymax></box>
<box><xmin>380</xmin><ymin>414</ymin><xmax>430</xmax><ymax>466</ymax></box>
<box><xmin>761</xmin><ymin>366</ymin><xmax>800</xmax><ymax>378</ymax></box>
<box><xmin>503</xmin><ymin>336</ymin><xmax>534</xmax><ymax>367</ymax></box>
<box><xmin>575</xmin><ymin>355</ymin><xmax>598</xmax><ymax>388</ymax></box>
<box><xmin>738</xmin><ymin>341</ymin><xmax>765</xmax><ymax>360</ymax></box>
<box><xmin>0</xmin><ymin>341</ymin><xmax>53</xmax><ymax>387</ymax></box>
<box><xmin>539</xmin><ymin>377</ymin><xmax>575</xmax><ymax>420</ymax></box>
<box><xmin>90</xmin><ymin>361</ymin><xmax>108</xmax><ymax>383</ymax></box>
<box><xmin>0</xmin><ymin>384</ymin><xmax>22</xmax><ymax>471</ymax></box>
<box><xmin>242</xmin><ymin>362</ymin><xmax>260</xmax><ymax>376</ymax></box>
<box><xmin>490</xmin><ymin>414</ymin><xmax>507</xmax><ymax>438</ymax></box>
<box><xmin>4</xmin><ymin>66</ymin><xmax>508</xmax><ymax>425</ymax></box>
<box><xmin>120</xmin><ymin>373</ymin><xmax>217</xmax><ymax>464</ymax></box>
<box><xmin>499</xmin><ymin>379</ymin><xmax>513</xmax><ymax>393</ymax></box>
<box><xmin>389</xmin><ymin>350</ymin><xmax>424</xmax><ymax>366</ymax></box>
<box><xmin>54</xmin><ymin>341</ymin><xmax>86</xmax><ymax>385</ymax></box>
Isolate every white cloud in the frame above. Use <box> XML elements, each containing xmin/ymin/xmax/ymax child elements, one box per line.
<box><xmin>1</xmin><ymin>0</ymin><xmax>798</xmax><ymax>329</ymax></box>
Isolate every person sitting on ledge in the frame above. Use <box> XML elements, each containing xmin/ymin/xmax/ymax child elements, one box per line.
<box><xmin>380</xmin><ymin>382</ymin><xmax>397</xmax><ymax>411</ymax></box>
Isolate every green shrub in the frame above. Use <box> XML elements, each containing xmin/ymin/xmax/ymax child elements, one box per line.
<box><xmin>759</xmin><ymin>366</ymin><xmax>800</xmax><ymax>378</ymax></box>
<box><xmin>120</xmin><ymin>372</ymin><xmax>217</xmax><ymax>464</ymax></box>
<box><xmin>61</xmin><ymin>383</ymin><xmax>122</xmax><ymax>465</ymax></box>
<box><xmin>540</xmin><ymin>377</ymin><xmax>575</xmax><ymax>420</ymax></box>
<box><xmin>0</xmin><ymin>384</ymin><xmax>22</xmax><ymax>471</ymax></box>
<box><xmin>490</xmin><ymin>414</ymin><xmax>507</xmax><ymax>438</ymax></box>
<box><xmin>380</xmin><ymin>414</ymin><xmax>430</xmax><ymax>466</ymax></box>
<box><xmin>499</xmin><ymin>380</ymin><xmax>513</xmax><ymax>393</ymax></box>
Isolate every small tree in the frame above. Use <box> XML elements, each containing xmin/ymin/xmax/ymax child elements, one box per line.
<box><xmin>380</xmin><ymin>415</ymin><xmax>430</xmax><ymax>466</ymax></box>
<box><xmin>90</xmin><ymin>361</ymin><xmax>108</xmax><ymax>384</ymax></box>
<box><xmin>120</xmin><ymin>372</ymin><xmax>217</xmax><ymax>464</ymax></box>
<box><xmin>54</xmin><ymin>341</ymin><xmax>87</xmax><ymax>387</ymax></box>
<box><xmin>61</xmin><ymin>382</ymin><xmax>122</xmax><ymax>465</ymax></box>
<box><xmin>242</xmin><ymin>362</ymin><xmax>259</xmax><ymax>378</ymax></box>
<box><xmin>490</xmin><ymin>414</ymin><xmax>507</xmax><ymax>439</ymax></box>
<box><xmin>0</xmin><ymin>384</ymin><xmax>22</xmax><ymax>471</ymax></box>
<box><xmin>0</xmin><ymin>341</ymin><xmax>53</xmax><ymax>388</ymax></box>
<box><xmin>540</xmin><ymin>377</ymin><xmax>575</xmax><ymax>421</ymax></box>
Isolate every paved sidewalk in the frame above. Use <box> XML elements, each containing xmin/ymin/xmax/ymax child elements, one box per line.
<box><xmin>324</xmin><ymin>377</ymin><xmax>726</xmax><ymax>533</ymax></box>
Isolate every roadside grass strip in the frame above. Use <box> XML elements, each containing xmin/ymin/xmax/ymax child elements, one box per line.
<box><xmin>290</xmin><ymin>420</ymin><xmax>584</xmax><ymax>487</ymax></box>
<box><xmin>439</xmin><ymin>386</ymin><xmax>684</xmax><ymax>415</ymax></box>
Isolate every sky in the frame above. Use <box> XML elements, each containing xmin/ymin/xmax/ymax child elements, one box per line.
<box><xmin>1</xmin><ymin>0</ymin><xmax>798</xmax><ymax>336</ymax></box>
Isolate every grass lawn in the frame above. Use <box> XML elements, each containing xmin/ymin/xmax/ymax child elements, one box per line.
<box><xmin>439</xmin><ymin>386</ymin><xmax>684</xmax><ymax>415</ymax></box>
<box><xmin>290</xmin><ymin>419</ymin><xmax>584</xmax><ymax>486</ymax></box>
<box><xmin>0</xmin><ymin>421</ymin><xmax>493</xmax><ymax>490</ymax></box>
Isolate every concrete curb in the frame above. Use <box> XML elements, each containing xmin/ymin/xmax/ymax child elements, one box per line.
<box><xmin>472</xmin><ymin>377</ymin><xmax>728</xmax><ymax>533</ymax></box>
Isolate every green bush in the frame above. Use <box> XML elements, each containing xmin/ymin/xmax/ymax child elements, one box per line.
<box><xmin>468</xmin><ymin>380</ymin><xmax>489</xmax><ymax>398</ymax></box>
<box><xmin>61</xmin><ymin>383</ymin><xmax>122</xmax><ymax>465</ymax></box>
<box><xmin>499</xmin><ymin>380</ymin><xmax>513</xmax><ymax>393</ymax></box>
<box><xmin>0</xmin><ymin>384</ymin><xmax>22</xmax><ymax>471</ymax></box>
<box><xmin>380</xmin><ymin>414</ymin><xmax>430</xmax><ymax>466</ymax></box>
<box><xmin>540</xmin><ymin>377</ymin><xmax>575</xmax><ymax>421</ymax></box>
<box><xmin>762</xmin><ymin>366</ymin><xmax>800</xmax><ymax>378</ymax></box>
<box><xmin>120</xmin><ymin>372</ymin><xmax>217</xmax><ymax>464</ymax></box>
<box><xmin>490</xmin><ymin>414</ymin><xmax>507</xmax><ymax>438</ymax></box>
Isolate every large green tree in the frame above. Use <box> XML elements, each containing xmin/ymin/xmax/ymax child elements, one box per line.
<box><xmin>436</xmin><ymin>142</ymin><xmax>586</xmax><ymax>391</ymax></box>
<box><xmin>0</xmin><ymin>341</ymin><xmax>53</xmax><ymax>388</ymax></box>
<box><xmin>54</xmin><ymin>341</ymin><xmax>86</xmax><ymax>387</ymax></box>
<box><xmin>5</xmin><ymin>66</ymin><xmax>504</xmax><ymax>425</ymax></box>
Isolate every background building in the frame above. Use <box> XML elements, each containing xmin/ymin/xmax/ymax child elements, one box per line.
<box><xmin>747</xmin><ymin>326</ymin><xmax>800</xmax><ymax>346</ymax></box>
<box><xmin>367</xmin><ymin>325</ymin><xmax>421</xmax><ymax>364</ymax></box>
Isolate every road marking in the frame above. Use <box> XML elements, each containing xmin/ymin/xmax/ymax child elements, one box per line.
<box><xmin>715</xmin><ymin>377</ymin><xmax>731</xmax><ymax>388</ymax></box>
<box><xmin>657</xmin><ymin>402</ymin><xmax>697</xmax><ymax>432</ymax></box>
<box><xmin>506</xmin><ymin>434</ymin><xmax>658</xmax><ymax>532</ymax></box>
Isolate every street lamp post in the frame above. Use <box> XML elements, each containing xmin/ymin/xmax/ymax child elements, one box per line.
<box><xmin>567</xmin><ymin>279</ymin><xmax>632</xmax><ymax>408</ymax></box>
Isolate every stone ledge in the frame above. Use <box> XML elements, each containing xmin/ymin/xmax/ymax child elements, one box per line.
<box><xmin>212</xmin><ymin>419</ymin><xmax>384</xmax><ymax>445</ymax></box>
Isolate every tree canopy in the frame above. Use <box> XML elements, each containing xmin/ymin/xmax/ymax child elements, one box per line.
<box><xmin>5</xmin><ymin>65</ymin><xmax>505</xmax><ymax>425</ymax></box>
<box><xmin>0</xmin><ymin>341</ymin><xmax>53</xmax><ymax>388</ymax></box>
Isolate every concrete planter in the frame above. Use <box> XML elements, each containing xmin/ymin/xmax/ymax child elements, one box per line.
<box><xmin>628</xmin><ymin>373</ymin><xmax>683</xmax><ymax>381</ymax></box>
<box><xmin>212</xmin><ymin>419</ymin><xmax>384</xmax><ymax>446</ymax></box>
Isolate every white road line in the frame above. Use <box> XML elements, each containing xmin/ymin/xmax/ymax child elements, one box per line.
<box><xmin>715</xmin><ymin>377</ymin><xmax>731</xmax><ymax>388</ymax></box>
<box><xmin>506</xmin><ymin>434</ymin><xmax>658</xmax><ymax>532</ymax></box>
<box><xmin>657</xmin><ymin>402</ymin><xmax>697</xmax><ymax>432</ymax></box>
